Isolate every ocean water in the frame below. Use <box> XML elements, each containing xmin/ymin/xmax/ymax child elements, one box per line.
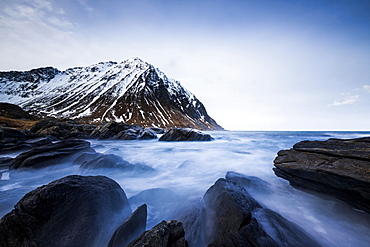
<box><xmin>1</xmin><ymin>131</ymin><xmax>370</xmax><ymax>246</ymax></box>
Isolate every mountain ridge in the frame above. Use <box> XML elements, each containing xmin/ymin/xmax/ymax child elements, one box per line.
<box><xmin>0</xmin><ymin>58</ymin><xmax>223</xmax><ymax>130</ymax></box>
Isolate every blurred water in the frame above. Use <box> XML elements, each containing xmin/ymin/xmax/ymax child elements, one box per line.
<box><xmin>1</xmin><ymin>131</ymin><xmax>370</xmax><ymax>246</ymax></box>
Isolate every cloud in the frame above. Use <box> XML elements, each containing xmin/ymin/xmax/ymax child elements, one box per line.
<box><xmin>329</xmin><ymin>94</ymin><xmax>360</xmax><ymax>106</ymax></box>
<box><xmin>78</xmin><ymin>0</ymin><xmax>94</xmax><ymax>12</ymax></box>
<box><xmin>363</xmin><ymin>85</ymin><xmax>370</xmax><ymax>93</ymax></box>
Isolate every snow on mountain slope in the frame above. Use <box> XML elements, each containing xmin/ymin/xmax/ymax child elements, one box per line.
<box><xmin>0</xmin><ymin>58</ymin><xmax>223</xmax><ymax>130</ymax></box>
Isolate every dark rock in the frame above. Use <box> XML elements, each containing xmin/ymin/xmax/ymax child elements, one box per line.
<box><xmin>0</xmin><ymin>127</ymin><xmax>27</xmax><ymax>141</ymax></box>
<box><xmin>108</xmin><ymin>204</ymin><xmax>147</xmax><ymax>247</ymax></box>
<box><xmin>0</xmin><ymin>130</ymin><xmax>58</xmax><ymax>154</ymax></box>
<box><xmin>203</xmin><ymin>178</ymin><xmax>275</xmax><ymax>247</ymax></box>
<box><xmin>10</xmin><ymin>139</ymin><xmax>93</xmax><ymax>169</ymax></box>
<box><xmin>0</xmin><ymin>157</ymin><xmax>13</xmax><ymax>168</ymax></box>
<box><xmin>0</xmin><ymin>128</ymin><xmax>31</xmax><ymax>153</ymax></box>
<box><xmin>138</xmin><ymin>129</ymin><xmax>157</xmax><ymax>140</ymax></box>
<box><xmin>0</xmin><ymin>175</ymin><xmax>132</xmax><ymax>247</ymax></box>
<box><xmin>159</xmin><ymin>128</ymin><xmax>213</xmax><ymax>141</ymax></box>
<box><xmin>114</xmin><ymin>129</ymin><xmax>140</xmax><ymax>140</ymax></box>
<box><xmin>127</xmin><ymin>220</ymin><xmax>188</xmax><ymax>247</ymax></box>
<box><xmin>90</xmin><ymin>122</ymin><xmax>147</xmax><ymax>140</ymax></box>
<box><xmin>80</xmin><ymin>153</ymin><xmax>131</xmax><ymax>169</ymax></box>
<box><xmin>179</xmin><ymin>177</ymin><xmax>320</xmax><ymax>247</ymax></box>
<box><xmin>24</xmin><ymin>136</ymin><xmax>55</xmax><ymax>146</ymax></box>
<box><xmin>29</xmin><ymin>118</ymin><xmax>96</xmax><ymax>139</ymax></box>
<box><xmin>273</xmin><ymin>137</ymin><xmax>370</xmax><ymax>214</ymax></box>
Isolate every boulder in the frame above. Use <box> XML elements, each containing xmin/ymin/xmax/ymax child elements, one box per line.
<box><xmin>178</xmin><ymin>177</ymin><xmax>320</xmax><ymax>247</ymax></box>
<box><xmin>90</xmin><ymin>122</ymin><xmax>156</xmax><ymax>140</ymax></box>
<box><xmin>29</xmin><ymin>118</ymin><xmax>96</xmax><ymax>139</ymax></box>
<box><xmin>273</xmin><ymin>137</ymin><xmax>370</xmax><ymax>214</ymax></box>
<box><xmin>108</xmin><ymin>204</ymin><xmax>147</xmax><ymax>247</ymax></box>
<box><xmin>79</xmin><ymin>153</ymin><xmax>132</xmax><ymax>169</ymax></box>
<box><xmin>158</xmin><ymin>128</ymin><xmax>212</xmax><ymax>141</ymax></box>
<box><xmin>10</xmin><ymin>139</ymin><xmax>93</xmax><ymax>169</ymax></box>
<box><xmin>203</xmin><ymin>179</ymin><xmax>277</xmax><ymax>247</ymax></box>
<box><xmin>127</xmin><ymin>220</ymin><xmax>188</xmax><ymax>247</ymax></box>
<box><xmin>0</xmin><ymin>175</ymin><xmax>132</xmax><ymax>247</ymax></box>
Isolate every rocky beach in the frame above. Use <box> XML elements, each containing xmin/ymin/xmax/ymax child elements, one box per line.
<box><xmin>1</xmin><ymin>116</ymin><xmax>369</xmax><ymax>246</ymax></box>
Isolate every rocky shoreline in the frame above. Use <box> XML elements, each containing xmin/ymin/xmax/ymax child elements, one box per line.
<box><xmin>273</xmin><ymin>137</ymin><xmax>370</xmax><ymax>214</ymax></box>
<box><xmin>0</xmin><ymin>112</ymin><xmax>369</xmax><ymax>246</ymax></box>
<box><xmin>0</xmin><ymin>173</ymin><xmax>322</xmax><ymax>247</ymax></box>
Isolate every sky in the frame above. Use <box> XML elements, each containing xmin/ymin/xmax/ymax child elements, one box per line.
<box><xmin>0</xmin><ymin>0</ymin><xmax>369</xmax><ymax>131</ymax></box>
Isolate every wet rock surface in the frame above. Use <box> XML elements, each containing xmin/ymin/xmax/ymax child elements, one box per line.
<box><xmin>273</xmin><ymin>137</ymin><xmax>370</xmax><ymax>213</ymax></box>
<box><xmin>179</xmin><ymin>177</ymin><xmax>320</xmax><ymax>247</ymax></box>
<box><xmin>0</xmin><ymin>175</ymin><xmax>132</xmax><ymax>247</ymax></box>
<box><xmin>159</xmin><ymin>128</ymin><xmax>212</xmax><ymax>141</ymax></box>
<box><xmin>10</xmin><ymin>139</ymin><xmax>93</xmax><ymax>169</ymax></box>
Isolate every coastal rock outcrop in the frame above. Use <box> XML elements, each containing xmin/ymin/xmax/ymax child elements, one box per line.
<box><xmin>10</xmin><ymin>139</ymin><xmax>93</xmax><ymax>169</ymax></box>
<box><xmin>203</xmin><ymin>179</ymin><xmax>277</xmax><ymax>247</ymax></box>
<box><xmin>0</xmin><ymin>127</ymin><xmax>58</xmax><ymax>154</ymax></box>
<box><xmin>159</xmin><ymin>128</ymin><xmax>213</xmax><ymax>141</ymax></box>
<box><xmin>90</xmin><ymin>121</ymin><xmax>157</xmax><ymax>140</ymax></box>
<box><xmin>0</xmin><ymin>175</ymin><xmax>132</xmax><ymax>247</ymax></box>
<box><xmin>179</xmin><ymin>177</ymin><xmax>320</xmax><ymax>247</ymax></box>
<box><xmin>273</xmin><ymin>137</ymin><xmax>370</xmax><ymax>214</ymax></box>
<box><xmin>29</xmin><ymin>118</ymin><xmax>96</xmax><ymax>139</ymax></box>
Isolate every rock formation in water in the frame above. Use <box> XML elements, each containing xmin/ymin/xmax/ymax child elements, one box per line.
<box><xmin>0</xmin><ymin>175</ymin><xmax>132</xmax><ymax>247</ymax></box>
<box><xmin>0</xmin><ymin>58</ymin><xmax>223</xmax><ymax>130</ymax></box>
<box><xmin>273</xmin><ymin>137</ymin><xmax>370</xmax><ymax>214</ymax></box>
<box><xmin>178</xmin><ymin>174</ymin><xmax>320</xmax><ymax>247</ymax></box>
<box><xmin>159</xmin><ymin>128</ymin><xmax>213</xmax><ymax>141</ymax></box>
<box><xmin>10</xmin><ymin>139</ymin><xmax>93</xmax><ymax>169</ymax></box>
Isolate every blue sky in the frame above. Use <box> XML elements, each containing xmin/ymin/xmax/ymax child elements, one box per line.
<box><xmin>0</xmin><ymin>0</ymin><xmax>369</xmax><ymax>130</ymax></box>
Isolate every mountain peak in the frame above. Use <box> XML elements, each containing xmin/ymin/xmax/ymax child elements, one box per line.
<box><xmin>0</xmin><ymin>59</ymin><xmax>223</xmax><ymax>130</ymax></box>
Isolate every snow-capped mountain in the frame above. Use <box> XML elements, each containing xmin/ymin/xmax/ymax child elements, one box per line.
<box><xmin>0</xmin><ymin>57</ymin><xmax>223</xmax><ymax>130</ymax></box>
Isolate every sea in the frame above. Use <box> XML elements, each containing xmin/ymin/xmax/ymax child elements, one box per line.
<box><xmin>1</xmin><ymin>131</ymin><xmax>370</xmax><ymax>246</ymax></box>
